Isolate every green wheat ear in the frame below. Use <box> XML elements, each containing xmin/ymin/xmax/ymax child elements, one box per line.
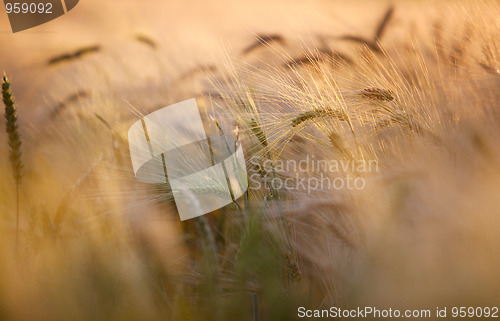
<box><xmin>3</xmin><ymin>74</ymin><xmax>24</xmax><ymax>250</ymax></box>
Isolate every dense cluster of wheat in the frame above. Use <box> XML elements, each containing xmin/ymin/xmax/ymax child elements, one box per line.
<box><xmin>0</xmin><ymin>1</ymin><xmax>499</xmax><ymax>320</ymax></box>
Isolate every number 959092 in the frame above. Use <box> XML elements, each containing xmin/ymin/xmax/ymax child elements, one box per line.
<box><xmin>451</xmin><ymin>307</ymin><xmax>498</xmax><ymax>318</ymax></box>
<box><xmin>5</xmin><ymin>2</ymin><xmax>53</xmax><ymax>14</ymax></box>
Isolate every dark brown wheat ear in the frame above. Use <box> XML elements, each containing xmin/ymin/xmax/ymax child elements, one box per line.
<box><xmin>48</xmin><ymin>45</ymin><xmax>101</xmax><ymax>66</ymax></box>
<box><xmin>242</xmin><ymin>34</ymin><xmax>285</xmax><ymax>55</ymax></box>
<box><xmin>135</xmin><ymin>34</ymin><xmax>158</xmax><ymax>49</ymax></box>
<box><xmin>339</xmin><ymin>6</ymin><xmax>394</xmax><ymax>53</ymax></box>
<box><xmin>2</xmin><ymin>74</ymin><xmax>24</xmax><ymax>250</ymax></box>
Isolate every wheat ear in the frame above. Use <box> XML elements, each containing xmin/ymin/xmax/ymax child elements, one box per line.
<box><xmin>2</xmin><ymin>75</ymin><xmax>24</xmax><ymax>249</ymax></box>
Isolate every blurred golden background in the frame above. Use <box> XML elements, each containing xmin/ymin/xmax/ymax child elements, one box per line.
<box><xmin>0</xmin><ymin>1</ymin><xmax>499</xmax><ymax>320</ymax></box>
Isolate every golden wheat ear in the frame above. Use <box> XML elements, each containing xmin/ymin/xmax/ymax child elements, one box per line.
<box><xmin>359</xmin><ymin>87</ymin><xmax>394</xmax><ymax>102</ymax></box>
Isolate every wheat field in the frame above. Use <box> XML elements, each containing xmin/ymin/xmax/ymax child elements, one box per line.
<box><xmin>0</xmin><ymin>0</ymin><xmax>499</xmax><ymax>320</ymax></box>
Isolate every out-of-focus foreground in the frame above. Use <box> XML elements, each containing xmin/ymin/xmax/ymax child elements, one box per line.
<box><xmin>0</xmin><ymin>0</ymin><xmax>500</xmax><ymax>320</ymax></box>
